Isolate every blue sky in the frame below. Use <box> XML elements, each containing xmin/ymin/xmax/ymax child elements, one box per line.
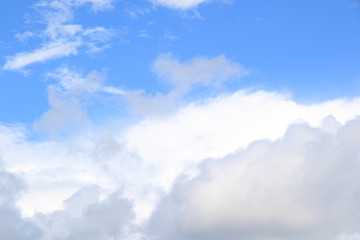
<box><xmin>1</xmin><ymin>0</ymin><xmax>360</xmax><ymax>124</ymax></box>
<box><xmin>1</xmin><ymin>1</ymin><xmax>360</xmax><ymax>240</ymax></box>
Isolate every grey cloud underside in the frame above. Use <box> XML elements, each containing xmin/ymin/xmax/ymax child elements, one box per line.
<box><xmin>0</xmin><ymin>171</ymin><xmax>42</xmax><ymax>240</ymax></box>
<box><xmin>34</xmin><ymin>187</ymin><xmax>135</xmax><ymax>240</ymax></box>
<box><xmin>147</xmin><ymin>116</ymin><xmax>360</xmax><ymax>240</ymax></box>
<box><xmin>0</xmin><ymin>157</ymin><xmax>135</xmax><ymax>240</ymax></box>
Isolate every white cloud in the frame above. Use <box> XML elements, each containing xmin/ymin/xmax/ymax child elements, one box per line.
<box><xmin>72</xmin><ymin>0</ymin><xmax>114</xmax><ymax>11</ymax></box>
<box><xmin>33</xmin><ymin>67</ymin><xmax>124</xmax><ymax>135</ymax></box>
<box><xmin>15</xmin><ymin>31</ymin><xmax>35</xmax><ymax>42</ymax></box>
<box><xmin>138</xmin><ymin>30</ymin><xmax>150</xmax><ymax>38</ymax></box>
<box><xmin>47</xmin><ymin>67</ymin><xmax>125</xmax><ymax>94</ymax></box>
<box><xmin>0</xmin><ymin>169</ymin><xmax>42</xmax><ymax>239</ymax></box>
<box><xmin>4</xmin><ymin>40</ymin><xmax>81</xmax><ymax>70</ymax></box>
<box><xmin>150</xmin><ymin>0</ymin><xmax>232</xmax><ymax>9</ymax></box>
<box><xmin>153</xmin><ymin>53</ymin><xmax>246</xmax><ymax>92</ymax></box>
<box><xmin>3</xmin><ymin>90</ymin><xmax>360</xmax><ymax>221</ymax></box>
<box><xmin>33</xmin><ymin>186</ymin><xmax>134</xmax><ymax>240</ymax></box>
<box><xmin>0</xmin><ymin>162</ymin><xmax>134</xmax><ymax>240</ymax></box>
<box><xmin>33</xmin><ymin>85</ymin><xmax>88</xmax><ymax>136</ymax></box>
<box><xmin>148</xmin><ymin>117</ymin><xmax>360</xmax><ymax>240</ymax></box>
<box><xmin>150</xmin><ymin>0</ymin><xmax>210</xmax><ymax>9</ymax></box>
<box><xmin>2</xmin><ymin>88</ymin><xmax>360</xmax><ymax>238</ymax></box>
<box><xmin>3</xmin><ymin>0</ymin><xmax>114</xmax><ymax>70</ymax></box>
<box><xmin>125</xmin><ymin>54</ymin><xmax>246</xmax><ymax>116</ymax></box>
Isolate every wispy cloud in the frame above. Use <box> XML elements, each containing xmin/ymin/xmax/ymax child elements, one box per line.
<box><xmin>153</xmin><ymin>53</ymin><xmax>246</xmax><ymax>91</ymax></box>
<box><xmin>126</xmin><ymin>54</ymin><xmax>246</xmax><ymax>116</ymax></box>
<box><xmin>3</xmin><ymin>0</ymin><xmax>114</xmax><ymax>70</ymax></box>
<box><xmin>33</xmin><ymin>67</ymin><xmax>124</xmax><ymax>136</ymax></box>
<box><xmin>150</xmin><ymin>0</ymin><xmax>232</xmax><ymax>10</ymax></box>
<box><xmin>4</xmin><ymin>40</ymin><xmax>81</xmax><ymax>70</ymax></box>
<box><xmin>138</xmin><ymin>30</ymin><xmax>150</xmax><ymax>38</ymax></box>
<box><xmin>150</xmin><ymin>0</ymin><xmax>210</xmax><ymax>9</ymax></box>
<box><xmin>47</xmin><ymin>67</ymin><xmax>125</xmax><ymax>95</ymax></box>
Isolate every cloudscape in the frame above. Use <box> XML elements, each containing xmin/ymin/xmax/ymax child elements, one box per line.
<box><xmin>1</xmin><ymin>0</ymin><xmax>360</xmax><ymax>239</ymax></box>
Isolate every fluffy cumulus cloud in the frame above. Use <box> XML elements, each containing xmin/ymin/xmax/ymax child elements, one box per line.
<box><xmin>0</xmin><ymin>159</ymin><xmax>134</xmax><ymax>240</ymax></box>
<box><xmin>3</xmin><ymin>0</ymin><xmax>114</xmax><ymax>70</ymax></box>
<box><xmin>2</xmin><ymin>87</ymin><xmax>360</xmax><ymax>239</ymax></box>
<box><xmin>147</xmin><ymin>117</ymin><xmax>360</xmax><ymax>240</ymax></box>
<box><xmin>34</xmin><ymin>186</ymin><xmax>135</xmax><ymax>240</ymax></box>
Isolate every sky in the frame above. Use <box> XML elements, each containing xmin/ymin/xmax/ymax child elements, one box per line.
<box><xmin>0</xmin><ymin>0</ymin><xmax>360</xmax><ymax>239</ymax></box>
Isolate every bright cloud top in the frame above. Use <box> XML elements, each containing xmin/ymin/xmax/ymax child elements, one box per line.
<box><xmin>148</xmin><ymin>117</ymin><xmax>360</xmax><ymax>240</ymax></box>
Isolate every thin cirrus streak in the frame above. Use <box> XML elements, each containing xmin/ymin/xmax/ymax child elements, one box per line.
<box><xmin>3</xmin><ymin>0</ymin><xmax>114</xmax><ymax>71</ymax></box>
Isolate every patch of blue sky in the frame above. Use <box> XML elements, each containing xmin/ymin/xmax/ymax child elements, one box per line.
<box><xmin>0</xmin><ymin>0</ymin><xmax>360</xmax><ymax>125</ymax></box>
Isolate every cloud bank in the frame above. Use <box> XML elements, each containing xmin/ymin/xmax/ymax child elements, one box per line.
<box><xmin>3</xmin><ymin>94</ymin><xmax>360</xmax><ymax>239</ymax></box>
<box><xmin>2</xmin><ymin>86</ymin><xmax>360</xmax><ymax>239</ymax></box>
<box><xmin>148</xmin><ymin>117</ymin><xmax>360</xmax><ymax>240</ymax></box>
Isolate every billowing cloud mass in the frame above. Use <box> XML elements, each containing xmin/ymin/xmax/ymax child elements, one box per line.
<box><xmin>33</xmin><ymin>186</ymin><xmax>135</xmax><ymax>240</ymax></box>
<box><xmin>148</xmin><ymin>117</ymin><xmax>360</xmax><ymax>240</ymax></box>
<box><xmin>2</xmin><ymin>87</ymin><xmax>360</xmax><ymax>239</ymax></box>
<box><xmin>0</xmin><ymin>169</ymin><xmax>42</xmax><ymax>239</ymax></box>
